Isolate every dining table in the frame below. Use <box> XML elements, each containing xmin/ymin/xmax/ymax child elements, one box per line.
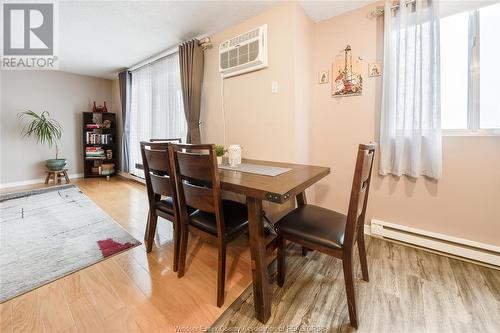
<box><xmin>136</xmin><ymin>158</ymin><xmax>330</xmax><ymax>323</ymax></box>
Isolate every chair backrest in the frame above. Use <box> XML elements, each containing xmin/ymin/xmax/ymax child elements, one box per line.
<box><xmin>344</xmin><ymin>143</ymin><xmax>376</xmax><ymax>250</ymax></box>
<box><xmin>150</xmin><ymin>138</ymin><xmax>182</xmax><ymax>143</ymax></box>
<box><xmin>170</xmin><ymin>143</ymin><xmax>225</xmax><ymax>236</ymax></box>
<box><xmin>140</xmin><ymin>141</ymin><xmax>178</xmax><ymax>215</ymax></box>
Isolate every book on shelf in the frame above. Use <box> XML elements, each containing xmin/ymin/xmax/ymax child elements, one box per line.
<box><xmin>85</xmin><ymin>132</ymin><xmax>113</xmax><ymax>144</ymax></box>
<box><xmin>85</xmin><ymin>146</ymin><xmax>105</xmax><ymax>158</ymax></box>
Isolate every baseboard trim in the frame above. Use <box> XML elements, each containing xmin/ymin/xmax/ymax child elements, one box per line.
<box><xmin>117</xmin><ymin>171</ymin><xmax>145</xmax><ymax>185</ymax></box>
<box><xmin>368</xmin><ymin>219</ymin><xmax>500</xmax><ymax>268</ymax></box>
<box><xmin>0</xmin><ymin>173</ymin><xmax>84</xmax><ymax>189</ymax></box>
<box><xmin>364</xmin><ymin>224</ymin><xmax>371</xmax><ymax>236</ymax></box>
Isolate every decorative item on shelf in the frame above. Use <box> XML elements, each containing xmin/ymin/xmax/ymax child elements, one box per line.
<box><xmin>102</xmin><ymin>101</ymin><xmax>108</xmax><ymax>112</ymax></box>
<box><xmin>18</xmin><ymin>110</ymin><xmax>67</xmax><ymax>171</ymax></box>
<box><xmin>92</xmin><ymin>101</ymin><xmax>97</xmax><ymax>112</ymax></box>
<box><xmin>103</xmin><ymin>119</ymin><xmax>111</xmax><ymax>128</ymax></box>
<box><xmin>215</xmin><ymin>145</ymin><xmax>225</xmax><ymax>165</ymax></box>
<box><xmin>368</xmin><ymin>61</ymin><xmax>382</xmax><ymax>77</ymax></box>
<box><xmin>332</xmin><ymin>45</ymin><xmax>363</xmax><ymax>97</ymax></box>
<box><xmin>101</xmin><ymin>163</ymin><xmax>115</xmax><ymax>176</ymax></box>
<box><xmin>318</xmin><ymin>70</ymin><xmax>329</xmax><ymax>84</ymax></box>
<box><xmin>227</xmin><ymin>144</ymin><xmax>242</xmax><ymax>167</ymax></box>
<box><xmin>106</xmin><ymin>149</ymin><xmax>113</xmax><ymax>159</ymax></box>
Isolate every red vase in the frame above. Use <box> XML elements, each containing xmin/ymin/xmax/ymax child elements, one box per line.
<box><xmin>92</xmin><ymin>101</ymin><xmax>97</xmax><ymax>112</ymax></box>
<box><xmin>103</xmin><ymin>101</ymin><xmax>108</xmax><ymax>112</ymax></box>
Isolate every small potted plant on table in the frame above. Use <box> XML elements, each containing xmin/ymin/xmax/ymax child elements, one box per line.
<box><xmin>215</xmin><ymin>145</ymin><xmax>225</xmax><ymax>165</ymax></box>
<box><xmin>18</xmin><ymin>110</ymin><xmax>66</xmax><ymax>171</ymax></box>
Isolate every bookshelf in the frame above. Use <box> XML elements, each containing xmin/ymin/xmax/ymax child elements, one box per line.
<box><xmin>82</xmin><ymin>111</ymin><xmax>117</xmax><ymax>178</ymax></box>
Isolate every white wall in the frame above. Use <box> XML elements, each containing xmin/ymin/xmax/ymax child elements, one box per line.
<box><xmin>1</xmin><ymin>71</ymin><xmax>113</xmax><ymax>185</ymax></box>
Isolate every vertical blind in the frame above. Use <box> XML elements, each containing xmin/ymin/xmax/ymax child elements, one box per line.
<box><xmin>129</xmin><ymin>52</ymin><xmax>186</xmax><ymax>177</ymax></box>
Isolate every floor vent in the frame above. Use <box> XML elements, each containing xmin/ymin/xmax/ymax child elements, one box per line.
<box><xmin>369</xmin><ymin>219</ymin><xmax>500</xmax><ymax>267</ymax></box>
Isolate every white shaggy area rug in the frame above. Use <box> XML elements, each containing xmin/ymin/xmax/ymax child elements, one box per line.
<box><xmin>0</xmin><ymin>184</ymin><xmax>140</xmax><ymax>303</ymax></box>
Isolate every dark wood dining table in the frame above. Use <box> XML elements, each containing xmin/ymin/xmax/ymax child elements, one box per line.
<box><xmin>137</xmin><ymin>158</ymin><xmax>330</xmax><ymax>323</ymax></box>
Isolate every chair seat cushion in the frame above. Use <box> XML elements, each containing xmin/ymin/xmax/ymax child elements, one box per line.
<box><xmin>274</xmin><ymin>205</ymin><xmax>347</xmax><ymax>250</ymax></box>
<box><xmin>156</xmin><ymin>197</ymin><xmax>195</xmax><ymax>215</ymax></box>
<box><xmin>189</xmin><ymin>200</ymin><xmax>248</xmax><ymax>238</ymax></box>
<box><xmin>156</xmin><ymin>197</ymin><xmax>174</xmax><ymax>214</ymax></box>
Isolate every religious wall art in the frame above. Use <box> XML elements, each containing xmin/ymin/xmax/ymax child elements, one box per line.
<box><xmin>332</xmin><ymin>45</ymin><xmax>363</xmax><ymax>97</ymax></box>
<box><xmin>318</xmin><ymin>70</ymin><xmax>329</xmax><ymax>84</ymax></box>
<box><xmin>368</xmin><ymin>61</ymin><xmax>382</xmax><ymax>77</ymax></box>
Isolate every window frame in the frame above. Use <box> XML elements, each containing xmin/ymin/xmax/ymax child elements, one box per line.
<box><xmin>442</xmin><ymin>8</ymin><xmax>500</xmax><ymax>136</ymax></box>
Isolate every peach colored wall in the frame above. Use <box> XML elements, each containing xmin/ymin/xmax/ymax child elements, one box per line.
<box><xmin>202</xmin><ymin>2</ymin><xmax>500</xmax><ymax>246</ymax></box>
<box><xmin>311</xmin><ymin>3</ymin><xmax>500</xmax><ymax>246</ymax></box>
<box><xmin>293</xmin><ymin>4</ymin><xmax>314</xmax><ymax>165</ymax></box>
<box><xmin>201</xmin><ymin>2</ymin><xmax>298</xmax><ymax>163</ymax></box>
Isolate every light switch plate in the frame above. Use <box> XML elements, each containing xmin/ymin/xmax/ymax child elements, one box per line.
<box><xmin>271</xmin><ymin>81</ymin><xmax>278</xmax><ymax>93</ymax></box>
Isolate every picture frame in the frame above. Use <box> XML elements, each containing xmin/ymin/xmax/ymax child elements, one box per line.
<box><xmin>318</xmin><ymin>71</ymin><xmax>329</xmax><ymax>84</ymax></box>
<box><xmin>368</xmin><ymin>61</ymin><xmax>382</xmax><ymax>77</ymax></box>
<box><xmin>332</xmin><ymin>45</ymin><xmax>363</xmax><ymax>97</ymax></box>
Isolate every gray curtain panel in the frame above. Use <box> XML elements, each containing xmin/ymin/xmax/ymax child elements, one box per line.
<box><xmin>179</xmin><ymin>39</ymin><xmax>204</xmax><ymax>144</ymax></box>
<box><xmin>118</xmin><ymin>70</ymin><xmax>132</xmax><ymax>172</ymax></box>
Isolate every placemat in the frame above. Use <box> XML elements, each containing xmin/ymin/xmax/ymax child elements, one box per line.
<box><xmin>219</xmin><ymin>163</ymin><xmax>291</xmax><ymax>176</ymax></box>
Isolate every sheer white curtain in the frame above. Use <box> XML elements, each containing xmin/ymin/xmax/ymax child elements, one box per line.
<box><xmin>380</xmin><ymin>0</ymin><xmax>442</xmax><ymax>179</ymax></box>
<box><xmin>129</xmin><ymin>53</ymin><xmax>186</xmax><ymax>177</ymax></box>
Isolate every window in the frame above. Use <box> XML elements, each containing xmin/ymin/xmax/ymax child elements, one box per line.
<box><xmin>440</xmin><ymin>3</ymin><xmax>500</xmax><ymax>133</ymax></box>
<box><xmin>129</xmin><ymin>53</ymin><xmax>186</xmax><ymax>177</ymax></box>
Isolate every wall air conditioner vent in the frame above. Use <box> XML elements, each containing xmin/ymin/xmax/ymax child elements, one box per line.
<box><xmin>219</xmin><ymin>24</ymin><xmax>268</xmax><ymax>78</ymax></box>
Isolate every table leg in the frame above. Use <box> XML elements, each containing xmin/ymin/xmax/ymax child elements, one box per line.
<box><xmin>44</xmin><ymin>173</ymin><xmax>50</xmax><ymax>184</ymax></box>
<box><xmin>246</xmin><ymin>197</ymin><xmax>271</xmax><ymax>323</ymax></box>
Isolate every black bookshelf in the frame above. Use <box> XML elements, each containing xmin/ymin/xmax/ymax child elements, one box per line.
<box><xmin>82</xmin><ymin>111</ymin><xmax>117</xmax><ymax>178</ymax></box>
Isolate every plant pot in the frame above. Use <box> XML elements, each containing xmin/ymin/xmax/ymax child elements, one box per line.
<box><xmin>45</xmin><ymin>158</ymin><xmax>67</xmax><ymax>171</ymax></box>
<box><xmin>217</xmin><ymin>156</ymin><xmax>223</xmax><ymax>165</ymax></box>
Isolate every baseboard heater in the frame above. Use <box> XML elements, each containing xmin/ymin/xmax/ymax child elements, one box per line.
<box><xmin>369</xmin><ymin>219</ymin><xmax>500</xmax><ymax>267</ymax></box>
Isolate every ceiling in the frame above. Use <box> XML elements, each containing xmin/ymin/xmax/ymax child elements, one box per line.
<box><xmin>58</xmin><ymin>1</ymin><xmax>374</xmax><ymax>79</ymax></box>
<box><xmin>299</xmin><ymin>0</ymin><xmax>376</xmax><ymax>22</ymax></box>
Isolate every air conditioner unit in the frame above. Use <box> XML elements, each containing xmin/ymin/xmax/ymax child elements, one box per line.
<box><xmin>219</xmin><ymin>24</ymin><xmax>268</xmax><ymax>78</ymax></box>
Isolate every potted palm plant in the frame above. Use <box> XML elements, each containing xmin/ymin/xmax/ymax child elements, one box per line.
<box><xmin>18</xmin><ymin>110</ymin><xmax>66</xmax><ymax>171</ymax></box>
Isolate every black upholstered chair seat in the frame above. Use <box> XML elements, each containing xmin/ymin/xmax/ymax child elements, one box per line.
<box><xmin>156</xmin><ymin>197</ymin><xmax>195</xmax><ymax>215</ymax></box>
<box><xmin>156</xmin><ymin>197</ymin><xmax>175</xmax><ymax>213</ymax></box>
<box><xmin>189</xmin><ymin>200</ymin><xmax>248</xmax><ymax>238</ymax></box>
<box><xmin>275</xmin><ymin>205</ymin><xmax>347</xmax><ymax>250</ymax></box>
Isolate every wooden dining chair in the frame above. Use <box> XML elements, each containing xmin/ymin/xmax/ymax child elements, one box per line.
<box><xmin>140</xmin><ymin>139</ymin><xmax>181</xmax><ymax>272</ymax></box>
<box><xmin>150</xmin><ymin>138</ymin><xmax>182</xmax><ymax>142</ymax></box>
<box><xmin>274</xmin><ymin>143</ymin><xmax>376</xmax><ymax>328</ymax></box>
<box><xmin>170</xmin><ymin>143</ymin><xmax>249</xmax><ymax>307</ymax></box>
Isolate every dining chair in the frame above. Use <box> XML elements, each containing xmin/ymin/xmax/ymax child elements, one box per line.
<box><xmin>140</xmin><ymin>139</ymin><xmax>181</xmax><ymax>272</ymax></box>
<box><xmin>150</xmin><ymin>138</ymin><xmax>182</xmax><ymax>142</ymax></box>
<box><xmin>170</xmin><ymin>143</ymin><xmax>249</xmax><ymax>307</ymax></box>
<box><xmin>274</xmin><ymin>143</ymin><xmax>376</xmax><ymax>328</ymax></box>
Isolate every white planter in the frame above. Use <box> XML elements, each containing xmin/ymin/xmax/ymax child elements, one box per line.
<box><xmin>217</xmin><ymin>156</ymin><xmax>223</xmax><ymax>165</ymax></box>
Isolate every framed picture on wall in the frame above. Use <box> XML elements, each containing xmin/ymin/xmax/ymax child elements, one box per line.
<box><xmin>318</xmin><ymin>71</ymin><xmax>329</xmax><ymax>84</ymax></box>
<box><xmin>332</xmin><ymin>45</ymin><xmax>363</xmax><ymax>97</ymax></box>
<box><xmin>368</xmin><ymin>61</ymin><xmax>382</xmax><ymax>77</ymax></box>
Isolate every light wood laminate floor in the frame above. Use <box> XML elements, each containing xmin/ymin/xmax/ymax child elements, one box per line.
<box><xmin>0</xmin><ymin>177</ymin><xmax>253</xmax><ymax>333</ymax></box>
<box><xmin>1</xmin><ymin>177</ymin><xmax>499</xmax><ymax>333</ymax></box>
<box><xmin>212</xmin><ymin>237</ymin><xmax>500</xmax><ymax>332</ymax></box>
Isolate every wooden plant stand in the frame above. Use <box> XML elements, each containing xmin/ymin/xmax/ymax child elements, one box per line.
<box><xmin>45</xmin><ymin>169</ymin><xmax>70</xmax><ymax>184</ymax></box>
